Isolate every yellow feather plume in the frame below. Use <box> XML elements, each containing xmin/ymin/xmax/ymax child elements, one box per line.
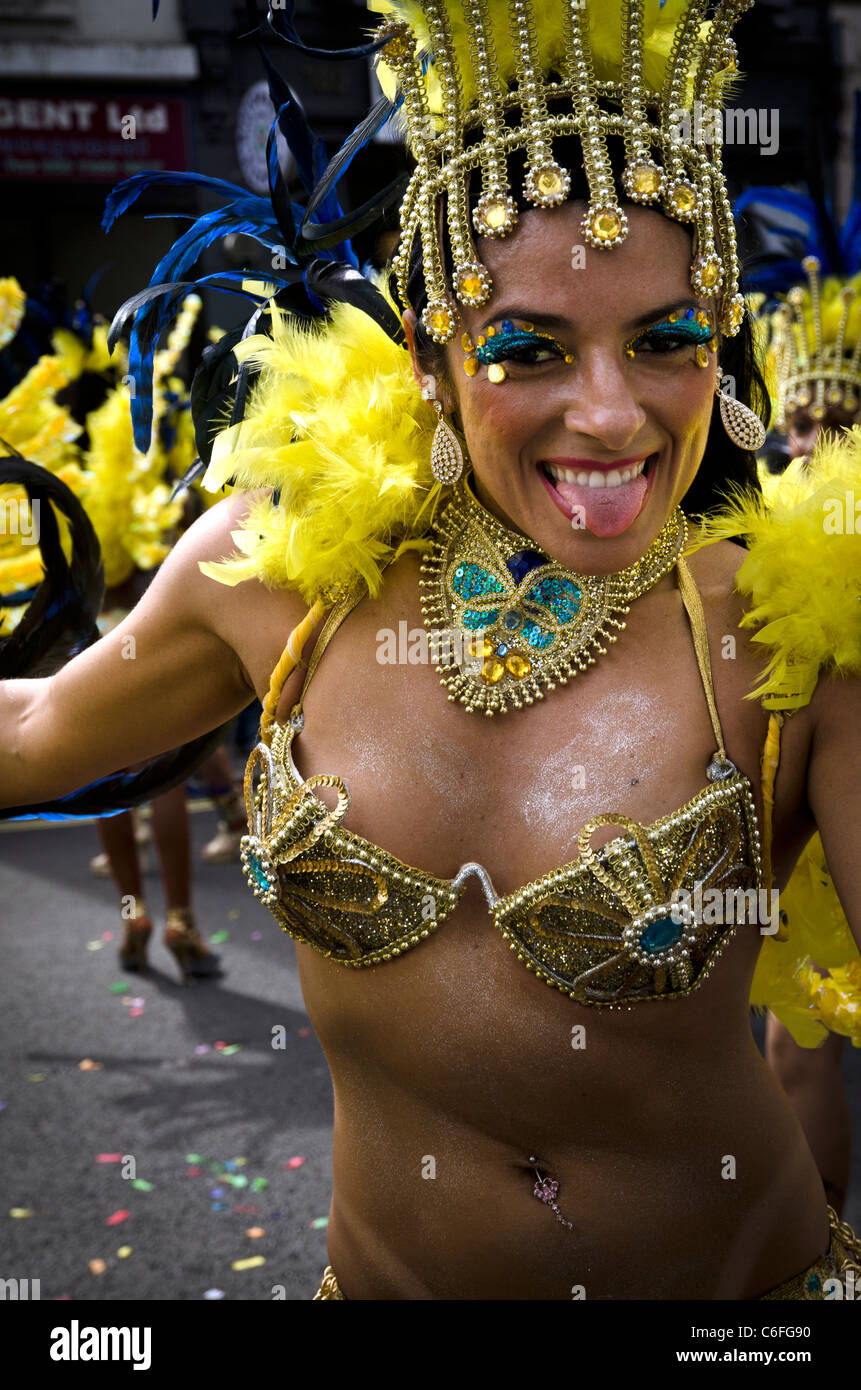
<box><xmin>371</xmin><ymin>0</ymin><xmax>735</xmax><ymax>139</ymax></box>
<box><xmin>0</xmin><ymin>277</ymin><xmax>26</xmax><ymax>351</ymax></box>
<box><xmin>200</xmin><ymin>300</ymin><xmax>440</xmax><ymax>603</ymax></box>
<box><xmin>80</xmin><ymin>386</ymin><xmax>182</xmax><ymax>589</ymax></box>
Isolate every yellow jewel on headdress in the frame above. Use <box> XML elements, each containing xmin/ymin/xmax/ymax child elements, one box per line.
<box><xmin>374</xmin><ymin>0</ymin><xmax>749</xmax><ymax>344</ymax></box>
<box><xmin>763</xmin><ymin>257</ymin><xmax>861</xmax><ymax>430</ymax></box>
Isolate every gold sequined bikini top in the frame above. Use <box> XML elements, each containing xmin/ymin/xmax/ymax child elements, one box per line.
<box><xmin>241</xmin><ymin>558</ymin><xmax>763</xmax><ymax>1008</ymax></box>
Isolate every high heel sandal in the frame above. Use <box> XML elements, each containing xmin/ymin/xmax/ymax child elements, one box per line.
<box><xmin>118</xmin><ymin>899</ymin><xmax>153</xmax><ymax>971</ymax></box>
<box><xmin>163</xmin><ymin>908</ymin><xmax>222</xmax><ymax>983</ymax></box>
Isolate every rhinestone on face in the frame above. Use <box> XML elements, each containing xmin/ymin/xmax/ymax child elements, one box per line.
<box><xmin>463</xmin><ymin>355</ymin><xmax>479</xmax><ymax>377</ymax></box>
<box><xmin>487</xmin><ymin>362</ymin><xmax>507</xmax><ymax>383</ymax></box>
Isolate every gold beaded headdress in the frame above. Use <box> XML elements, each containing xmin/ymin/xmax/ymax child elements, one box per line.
<box><xmin>765</xmin><ymin>256</ymin><xmax>861</xmax><ymax>430</ymax></box>
<box><xmin>371</xmin><ymin>0</ymin><xmax>751</xmax><ymax>346</ymax></box>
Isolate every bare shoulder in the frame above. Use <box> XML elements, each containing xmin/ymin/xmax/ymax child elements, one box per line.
<box><xmin>684</xmin><ymin>536</ymin><xmax>747</xmax><ymax>609</ymax></box>
<box><xmin>163</xmin><ymin>491</ymin><xmax>314</xmax><ymax>703</ymax></box>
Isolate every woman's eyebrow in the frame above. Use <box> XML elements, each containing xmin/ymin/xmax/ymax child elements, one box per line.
<box><xmin>478</xmin><ymin>299</ymin><xmax>703</xmax><ymax>336</ymax></box>
<box><xmin>625</xmin><ymin>299</ymin><xmax>702</xmax><ymax>329</ymax></box>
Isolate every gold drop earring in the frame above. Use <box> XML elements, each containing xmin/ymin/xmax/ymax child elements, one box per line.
<box><xmin>715</xmin><ymin>361</ymin><xmax>766</xmax><ymax>451</ymax></box>
<box><xmin>427</xmin><ymin>381</ymin><xmax>464</xmax><ymax>484</ymax></box>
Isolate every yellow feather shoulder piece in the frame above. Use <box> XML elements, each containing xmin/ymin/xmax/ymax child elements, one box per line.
<box><xmin>751</xmin><ymin>835</ymin><xmax>861</xmax><ymax>1048</ymax></box>
<box><xmin>199</xmin><ymin>300</ymin><xmax>441</xmax><ymax>604</ymax></box>
<box><xmin>692</xmin><ymin>429</ymin><xmax>861</xmax><ymax>710</ymax></box>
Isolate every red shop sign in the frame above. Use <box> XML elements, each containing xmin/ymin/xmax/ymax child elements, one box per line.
<box><xmin>0</xmin><ymin>93</ymin><xmax>191</xmax><ymax>182</ymax></box>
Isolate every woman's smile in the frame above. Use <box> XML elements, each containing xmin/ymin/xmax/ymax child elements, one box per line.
<box><xmin>539</xmin><ymin>452</ymin><xmax>660</xmax><ymax>536</ymax></box>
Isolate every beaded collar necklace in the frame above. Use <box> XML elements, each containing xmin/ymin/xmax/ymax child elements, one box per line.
<box><xmin>419</xmin><ymin>474</ymin><xmax>687</xmax><ymax>715</ymax></box>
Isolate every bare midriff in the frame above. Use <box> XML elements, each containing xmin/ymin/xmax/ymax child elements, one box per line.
<box><xmin>252</xmin><ymin>545</ymin><xmax>829</xmax><ymax>1300</ymax></box>
<box><xmin>296</xmin><ymin>910</ymin><xmax>828</xmax><ymax>1300</ymax></box>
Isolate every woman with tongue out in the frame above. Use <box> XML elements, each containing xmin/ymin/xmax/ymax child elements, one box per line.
<box><xmin>3</xmin><ymin>0</ymin><xmax>861</xmax><ymax>1300</ymax></box>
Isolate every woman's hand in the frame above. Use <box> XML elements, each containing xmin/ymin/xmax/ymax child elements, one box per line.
<box><xmin>806</xmin><ymin>672</ymin><xmax>861</xmax><ymax>953</ymax></box>
<box><xmin>0</xmin><ymin>495</ymin><xmax>258</xmax><ymax>810</ymax></box>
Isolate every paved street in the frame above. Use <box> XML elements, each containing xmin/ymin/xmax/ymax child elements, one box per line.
<box><xmin>0</xmin><ymin>808</ymin><xmax>335</xmax><ymax>1302</ymax></box>
<box><xmin>1</xmin><ymin>808</ymin><xmax>859</xmax><ymax>1302</ymax></box>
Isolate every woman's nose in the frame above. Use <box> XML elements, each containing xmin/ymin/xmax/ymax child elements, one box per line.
<box><xmin>562</xmin><ymin>354</ymin><xmax>647</xmax><ymax>451</ymax></box>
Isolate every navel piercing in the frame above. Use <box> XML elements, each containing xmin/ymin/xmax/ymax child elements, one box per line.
<box><xmin>529</xmin><ymin>1156</ymin><xmax>574</xmax><ymax>1230</ymax></box>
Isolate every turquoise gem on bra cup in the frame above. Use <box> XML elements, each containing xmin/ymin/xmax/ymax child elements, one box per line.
<box><xmin>248</xmin><ymin>851</ymin><xmax>269</xmax><ymax>892</ymax></box>
<box><xmin>639</xmin><ymin>916</ymin><xmax>683</xmax><ymax>954</ymax></box>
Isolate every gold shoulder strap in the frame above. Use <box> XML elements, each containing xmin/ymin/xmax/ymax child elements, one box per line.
<box><xmin>260</xmin><ymin>587</ymin><xmax>367</xmax><ymax>736</ymax></box>
<box><xmin>676</xmin><ymin>555</ymin><xmax>728</xmax><ymax>765</ymax></box>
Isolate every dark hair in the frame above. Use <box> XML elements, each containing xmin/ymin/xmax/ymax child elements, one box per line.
<box><xmin>399</xmin><ymin>132</ymin><xmax>768</xmax><ymax>518</ymax></box>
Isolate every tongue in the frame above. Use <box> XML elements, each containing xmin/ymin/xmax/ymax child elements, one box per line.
<box><xmin>552</xmin><ymin>472</ymin><xmax>649</xmax><ymax>537</ymax></box>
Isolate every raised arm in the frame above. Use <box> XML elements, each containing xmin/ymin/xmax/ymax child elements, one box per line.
<box><xmin>0</xmin><ymin>495</ymin><xmax>260</xmax><ymax>810</ymax></box>
<box><xmin>806</xmin><ymin>672</ymin><xmax>861</xmax><ymax>954</ymax></box>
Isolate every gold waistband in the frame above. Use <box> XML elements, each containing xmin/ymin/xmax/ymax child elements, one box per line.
<box><xmin>313</xmin><ymin>1208</ymin><xmax>861</xmax><ymax>1300</ymax></box>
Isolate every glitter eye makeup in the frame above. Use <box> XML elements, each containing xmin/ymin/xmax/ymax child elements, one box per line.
<box><xmin>461</xmin><ymin>319</ymin><xmax>574</xmax><ymax>382</ymax></box>
<box><xmin>625</xmin><ymin>307</ymin><xmax>717</xmax><ymax>367</ymax></box>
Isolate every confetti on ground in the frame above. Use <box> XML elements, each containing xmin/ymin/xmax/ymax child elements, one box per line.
<box><xmin>186</xmin><ymin>1154</ymin><xmax>203</xmax><ymax>1164</ymax></box>
<box><xmin>0</xmin><ymin>1102</ymin><xmax>6</xmax><ymax>1111</ymax></box>
<box><xmin>220</xmin><ymin>1045</ymin><xmax>241</xmax><ymax>1055</ymax></box>
<box><xmin>186</xmin><ymin>1167</ymin><xmax>202</xmax><ymax>1177</ymax></box>
<box><xmin>226</xmin><ymin>1175</ymin><xmax>247</xmax><ymax>1189</ymax></box>
<box><xmin>235</xmin><ymin>1204</ymin><xmax>260</xmax><ymax>1214</ymax></box>
<box><xmin>210</xmin><ymin>930</ymin><xmax>229</xmax><ymax>944</ymax></box>
<box><xmin>284</xmin><ymin>1157</ymin><xmax>305</xmax><ymax>1170</ymax></box>
<box><xmin>78</xmin><ymin>1059</ymin><xmax>103</xmax><ymax>1071</ymax></box>
<box><xmin>211</xmin><ymin>1202</ymin><xmax>227</xmax><ymax>1212</ymax></box>
<box><xmin>129</xmin><ymin>1008</ymin><xmax>144</xmax><ymax>1018</ymax></box>
<box><xmin>101</xmin><ymin>931</ymin><xmax>114</xmax><ymax>941</ymax></box>
<box><xmin>233</xmin><ymin>1158</ymin><xmax>247</xmax><ymax>1167</ymax></box>
<box><xmin>106</xmin><ymin>1210</ymin><xmax>130</xmax><ymax>1226</ymax></box>
<box><xmin>250</xmin><ymin>931</ymin><xmax>261</xmax><ymax>940</ymax></box>
<box><xmin>231</xmin><ymin>1256</ymin><xmax>266</xmax><ymax>1271</ymax></box>
<box><xmin>89</xmin><ymin>1259</ymin><xmax>106</xmax><ymax>1276</ymax></box>
<box><xmin>298</xmin><ymin>1028</ymin><xmax>312</xmax><ymax>1038</ymax></box>
<box><xmin>210</xmin><ymin>1188</ymin><xmax>225</xmax><ymax>1199</ymax></box>
<box><xmin>131</xmin><ymin>1179</ymin><xmax>153</xmax><ymax>1192</ymax></box>
<box><xmin>310</xmin><ymin>1217</ymin><xmax>329</xmax><ymax>1230</ymax></box>
<box><xmin>194</xmin><ymin>1045</ymin><xmax>211</xmax><ymax>1055</ymax></box>
<box><xmin>245</xmin><ymin>1227</ymin><xmax>265</xmax><ymax>1239</ymax></box>
<box><xmin>86</xmin><ymin>941</ymin><xmax>105</xmax><ymax>951</ymax></box>
<box><xmin>228</xmin><ymin>911</ymin><xmax>240</xmax><ymax>922</ymax></box>
<box><xmin>96</xmin><ymin>1154</ymin><xmax>123</xmax><ymax>1164</ymax></box>
<box><xmin>109</xmin><ymin>982</ymin><xmax>131</xmax><ymax>994</ymax></box>
<box><xmin>250</xmin><ymin>1177</ymin><xmax>268</xmax><ymax>1192</ymax></box>
<box><xmin>28</xmin><ymin>1073</ymin><xmax>47</xmax><ymax>1082</ymax></box>
<box><xmin>117</xmin><ymin>1247</ymin><xmax>132</xmax><ymax>1259</ymax></box>
<box><xmin>214</xmin><ymin>1041</ymin><xmax>227</xmax><ymax>1051</ymax></box>
<box><xmin>223</xmin><ymin>1160</ymin><xmax>238</xmax><ymax>1171</ymax></box>
<box><xmin>203</xmin><ymin>1289</ymin><xmax>225</xmax><ymax>1299</ymax></box>
<box><xmin>10</xmin><ymin>1208</ymin><xmax>33</xmax><ymax>1218</ymax></box>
